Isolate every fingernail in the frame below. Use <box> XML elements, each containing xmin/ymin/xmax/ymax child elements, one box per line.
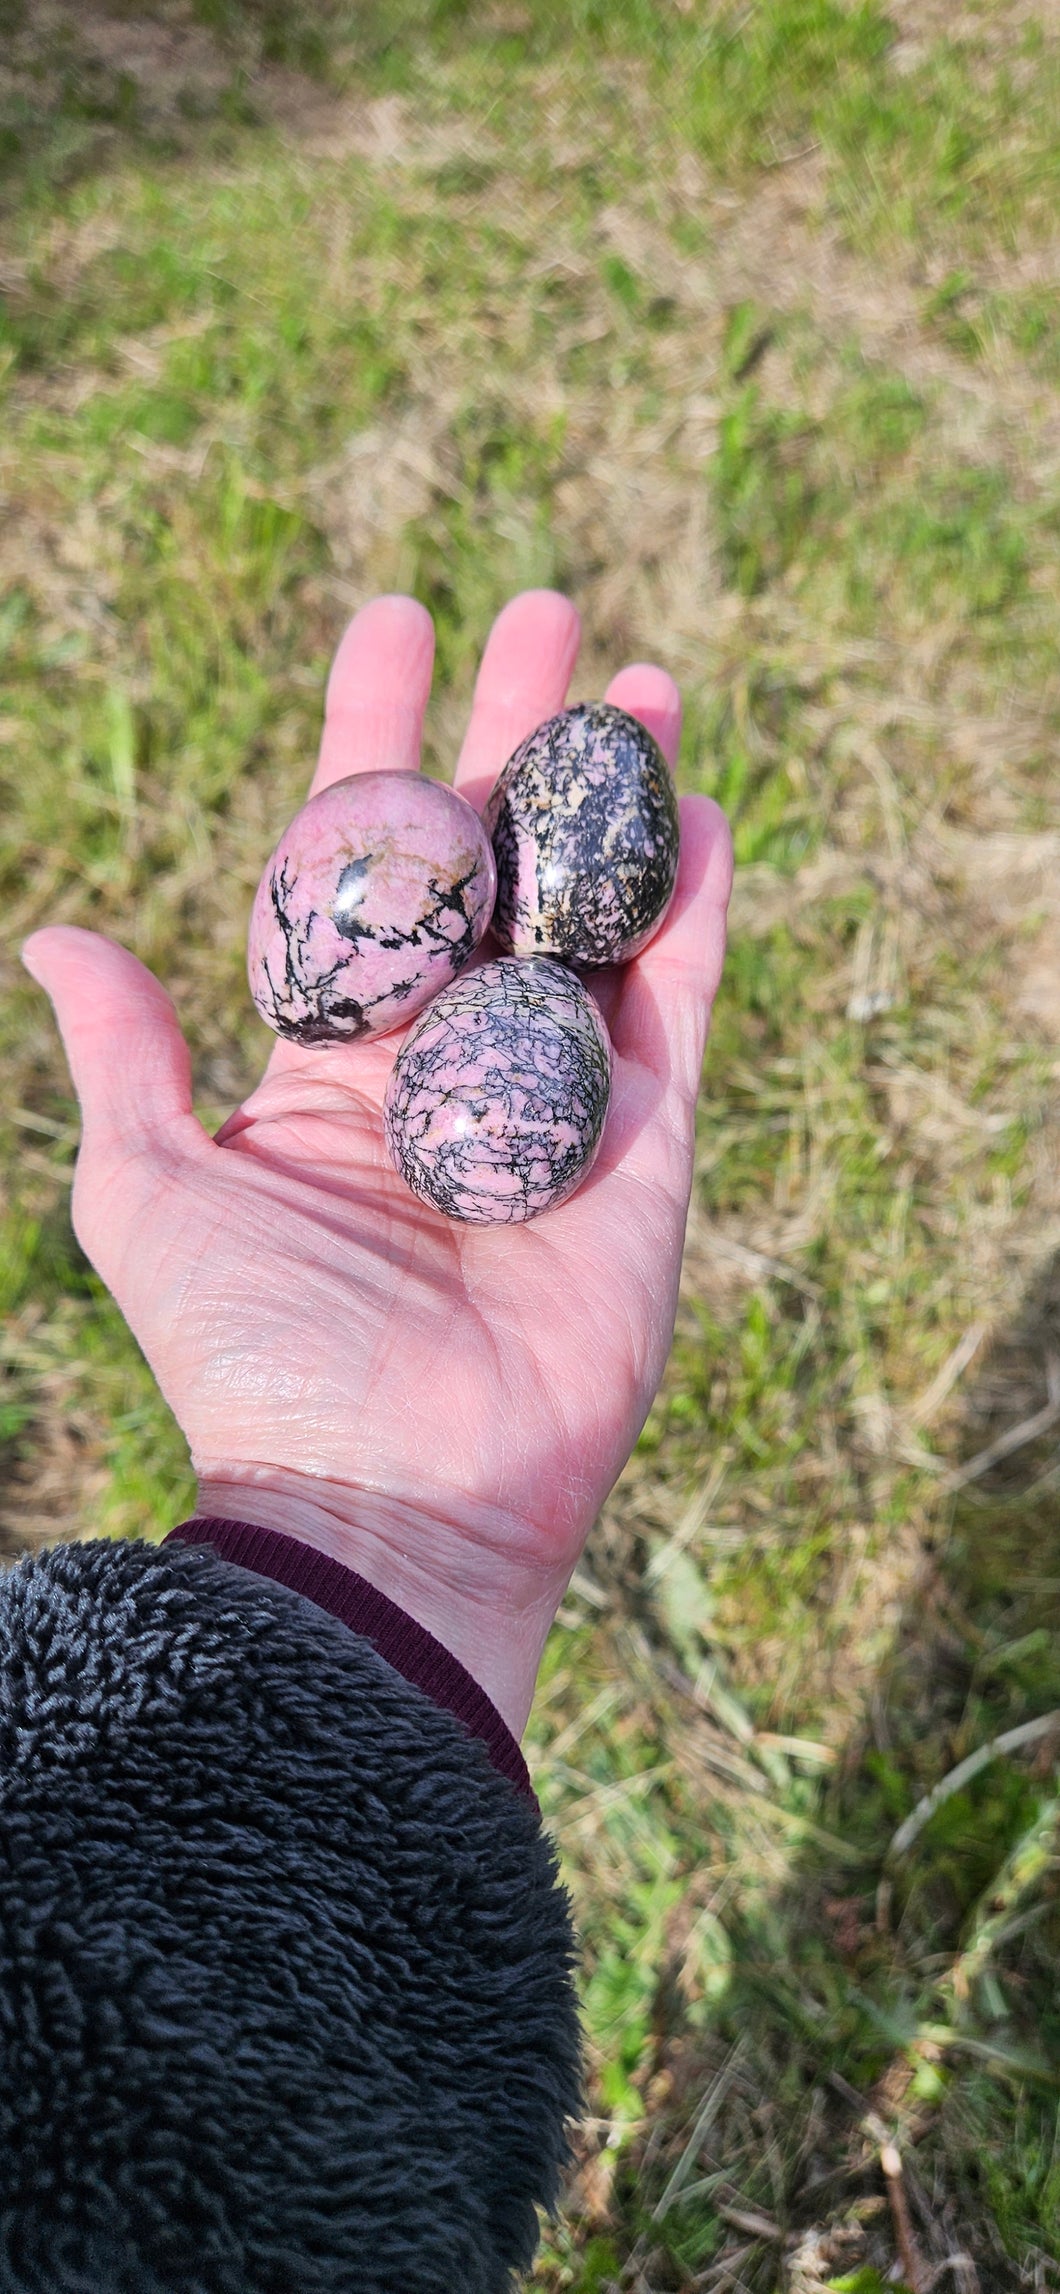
<box><xmin>20</xmin><ymin>936</ymin><xmax>47</xmax><ymax>985</ymax></box>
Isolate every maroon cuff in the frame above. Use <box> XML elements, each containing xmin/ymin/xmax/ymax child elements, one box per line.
<box><xmin>164</xmin><ymin>1517</ymin><xmax>535</xmax><ymax>1806</ymax></box>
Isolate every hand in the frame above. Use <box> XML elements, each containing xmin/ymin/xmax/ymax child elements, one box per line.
<box><xmin>22</xmin><ymin>591</ymin><xmax>732</xmax><ymax>1734</ymax></box>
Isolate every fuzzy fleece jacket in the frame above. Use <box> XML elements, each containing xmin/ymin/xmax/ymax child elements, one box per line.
<box><xmin>0</xmin><ymin>1528</ymin><xmax>581</xmax><ymax>2294</ymax></box>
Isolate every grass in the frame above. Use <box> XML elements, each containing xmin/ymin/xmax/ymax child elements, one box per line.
<box><xmin>2</xmin><ymin>2</ymin><xmax>1060</xmax><ymax>2286</ymax></box>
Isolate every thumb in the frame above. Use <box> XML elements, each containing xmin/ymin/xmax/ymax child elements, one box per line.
<box><xmin>22</xmin><ymin>926</ymin><xmax>197</xmax><ymax>1178</ymax></box>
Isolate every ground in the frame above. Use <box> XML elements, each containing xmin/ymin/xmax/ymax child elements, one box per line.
<box><xmin>1</xmin><ymin>2</ymin><xmax>1059</xmax><ymax>2287</ymax></box>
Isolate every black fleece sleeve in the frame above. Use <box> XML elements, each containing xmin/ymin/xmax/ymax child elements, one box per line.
<box><xmin>0</xmin><ymin>1535</ymin><xmax>582</xmax><ymax>2294</ymax></box>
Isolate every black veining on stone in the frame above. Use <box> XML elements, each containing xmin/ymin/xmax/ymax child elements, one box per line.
<box><xmin>256</xmin><ymin>856</ymin><xmax>372</xmax><ymax>1042</ymax></box>
<box><xmin>255</xmin><ymin>851</ymin><xmax>488</xmax><ymax>1045</ymax></box>
<box><xmin>384</xmin><ymin>957</ymin><xmax>613</xmax><ymax>1225</ymax></box>
<box><xmin>485</xmin><ymin>701</ymin><xmax>680</xmax><ymax>967</ymax></box>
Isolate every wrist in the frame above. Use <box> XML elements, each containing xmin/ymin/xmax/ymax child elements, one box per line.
<box><xmin>193</xmin><ymin>1467</ymin><xmax>570</xmax><ymax>1739</ymax></box>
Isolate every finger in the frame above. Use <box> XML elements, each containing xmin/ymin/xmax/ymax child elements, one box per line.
<box><xmin>603</xmin><ymin>661</ymin><xmax>682</xmax><ymax>768</ymax></box>
<box><xmin>453</xmin><ymin>590</ymin><xmax>581</xmax><ymax>813</ymax></box>
<box><xmin>20</xmin><ymin>926</ymin><xmax>207</xmax><ymax>1285</ymax></box>
<box><xmin>308</xmin><ymin>594</ymin><xmax>435</xmax><ymax>800</ymax></box>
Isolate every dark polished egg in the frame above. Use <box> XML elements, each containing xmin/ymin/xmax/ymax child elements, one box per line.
<box><xmin>383</xmin><ymin>956</ymin><xmax>612</xmax><ymax>1224</ymax></box>
<box><xmin>484</xmin><ymin>702</ymin><xmax>680</xmax><ymax>967</ymax></box>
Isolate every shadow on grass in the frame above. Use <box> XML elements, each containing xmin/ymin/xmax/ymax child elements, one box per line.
<box><xmin>0</xmin><ymin>0</ymin><xmax>479</xmax><ymax>217</ymax></box>
<box><xmin>607</xmin><ymin>1257</ymin><xmax>1060</xmax><ymax>2291</ymax></box>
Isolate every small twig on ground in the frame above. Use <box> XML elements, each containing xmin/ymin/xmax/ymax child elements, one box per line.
<box><xmin>567</xmin><ymin>1566</ymin><xmax>610</xmax><ymax>1609</ymax></box>
<box><xmin>693</xmin><ymin>2245</ymin><xmax>755</xmax><ymax>2292</ymax></box>
<box><xmin>715</xmin><ymin>2202</ymin><xmax>783</xmax><ymax>2242</ymax></box>
<box><xmin>694</xmin><ymin>1228</ymin><xmax>821</xmax><ymax>1299</ymax></box>
<box><xmin>923</xmin><ymin>2257</ymin><xmax>981</xmax><ymax>2291</ymax></box>
<box><xmin>826</xmin><ymin>2067</ymin><xmax>869</xmax><ymax>2115</ymax></box>
<box><xmin>755</xmin><ymin>1731</ymin><xmax>837</xmax><ymax>1766</ymax></box>
<box><xmin>936</xmin><ymin>1353</ymin><xmax>1060</xmax><ymax>1492</ymax></box>
<box><xmin>881</xmin><ymin>2141</ymin><xmax>929</xmax><ymax>2293</ymax></box>
<box><xmin>906</xmin><ymin>1322</ymin><xmax>986</xmax><ymax>1429</ymax></box>
<box><xmin>888</xmin><ymin>1712</ymin><xmax>1060</xmax><ymax>1859</ymax></box>
<box><xmin>761</xmin><ymin>139</ymin><xmax>820</xmax><ymax>168</ymax></box>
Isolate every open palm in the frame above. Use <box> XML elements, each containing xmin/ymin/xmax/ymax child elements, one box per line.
<box><xmin>24</xmin><ymin>591</ymin><xmax>732</xmax><ymax>1730</ymax></box>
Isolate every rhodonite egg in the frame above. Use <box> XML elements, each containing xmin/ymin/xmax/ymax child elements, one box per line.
<box><xmin>383</xmin><ymin>956</ymin><xmax>612</xmax><ymax>1224</ymax></box>
<box><xmin>484</xmin><ymin>701</ymin><xmax>680</xmax><ymax>966</ymax></box>
<box><xmin>248</xmin><ymin>770</ymin><xmax>496</xmax><ymax>1043</ymax></box>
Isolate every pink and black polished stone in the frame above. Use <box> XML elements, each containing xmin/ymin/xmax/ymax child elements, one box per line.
<box><xmin>484</xmin><ymin>702</ymin><xmax>680</xmax><ymax>967</ymax></box>
<box><xmin>248</xmin><ymin>771</ymin><xmax>497</xmax><ymax>1044</ymax></box>
<box><xmin>383</xmin><ymin>957</ymin><xmax>613</xmax><ymax>1224</ymax></box>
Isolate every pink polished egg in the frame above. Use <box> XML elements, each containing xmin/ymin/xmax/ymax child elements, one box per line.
<box><xmin>383</xmin><ymin>957</ymin><xmax>613</xmax><ymax>1224</ymax></box>
<box><xmin>248</xmin><ymin>771</ymin><xmax>497</xmax><ymax>1043</ymax></box>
